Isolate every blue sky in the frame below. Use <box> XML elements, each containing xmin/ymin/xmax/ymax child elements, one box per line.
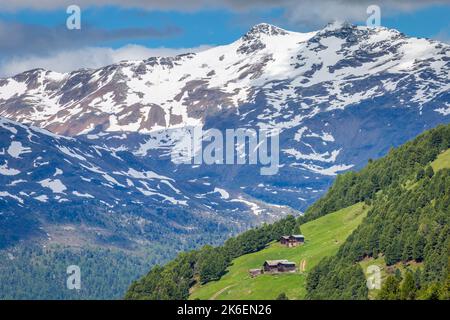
<box><xmin>1</xmin><ymin>1</ymin><xmax>449</xmax><ymax>76</ymax></box>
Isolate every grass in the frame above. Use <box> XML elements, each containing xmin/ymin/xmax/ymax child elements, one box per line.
<box><xmin>359</xmin><ymin>256</ymin><xmax>387</xmax><ymax>300</ymax></box>
<box><xmin>405</xmin><ymin>148</ymin><xmax>449</xmax><ymax>190</ymax></box>
<box><xmin>360</xmin><ymin>256</ymin><xmax>423</xmax><ymax>300</ymax></box>
<box><xmin>431</xmin><ymin>148</ymin><xmax>450</xmax><ymax>172</ymax></box>
<box><xmin>190</xmin><ymin>202</ymin><xmax>369</xmax><ymax>300</ymax></box>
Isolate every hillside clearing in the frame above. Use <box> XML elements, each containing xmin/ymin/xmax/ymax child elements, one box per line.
<box><xmin>190</xmin><ymin>202</ymin><xmax>369</xmax><ymax>300</ymax></box>
<box><xmin>431</xmin><ymin>148</ymin><xmax>450</xmax><ymax>172</ymax></box>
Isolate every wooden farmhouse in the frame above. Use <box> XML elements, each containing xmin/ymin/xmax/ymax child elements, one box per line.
<box><xmin>263</xmin><ymin>260</ymin><xmax>296</xmax><ymax>273</ymax></box>
<box><xmin>280</xmin><ymin>235</ymin><xmax>305</xmax><ymax>247</ymax></box>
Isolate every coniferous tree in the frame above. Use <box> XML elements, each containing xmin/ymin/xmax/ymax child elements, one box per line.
<box><xmin>400</xmin><ymin>271</ymin><xmax>417</xmax><ymax>300</ymax></box>
<box><xmin>425</xmin><ymin>166</ymin><xmax>434</xmax><ymax>178</ymax></box>
<box><xmin>416</xmin><ymin>168</ymin><xmax>425</xmax><ymax>181</ymax></box>
<box><xmin>276</xmin><ymin>292</ymin><xmax>289</xmax><ymax>300</ymax></box>
<box><xmin>377</xmin><ymin>275</ymin><xmax>401</xmax><ymax>300</ymax></box>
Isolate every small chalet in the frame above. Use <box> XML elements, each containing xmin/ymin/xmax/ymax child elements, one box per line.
<box><xmin>263</xmin><ymin>260</ymin><xmax>296</xmax><ymax>273</ymax></box>
<box><xmin>280</xmin><ymin>235</ymin><xmax>305</xmax><ymax>247</ymax></box>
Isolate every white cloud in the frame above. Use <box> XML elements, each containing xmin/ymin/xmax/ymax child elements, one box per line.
<box><xmin>0</xmin><ymin>44</ymin><xmax>212</xmax><ymax>77</ymax></box>
<box><xmin>1</xmin><ymin>1</ymin><xmax>447</xmax><ymax>34</ymax></box>
<box><xmin>2</xmin><ymin>0</ymin><xmax>448</xmax><ymax>15</ymax></box>
<box><xmin>281</xmin><ymin>0</ymin><xmax>449</xmax><ymax>28</ymax></box>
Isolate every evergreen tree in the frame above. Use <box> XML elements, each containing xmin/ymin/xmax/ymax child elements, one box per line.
<box><xmin>276</xmin><ymin>292</ymin><xmax>289</xmax><ymax>300</ymax></box>
<box><xmin>400</xmin><ymin>271</ymin><xmax>417</xmax><ymax>300</ymax></box>
<box><xmin>425</xmin><ymin>166</ymin><xmax>434</xmax><ymax>178</ymax></box>
<box><xmin>377</xmin><ymin>275</ymin><xmax>401</xmax><ymax>300</ymax></box>
<box><xmin>416</xmin><ymin>168</ymin><xmax>425</xmax><ymax>181</ymax></box>
<box><xmin>417</xmin><ymin>283</ymin><xmax>442</xmax><ymax>300</ymax></box>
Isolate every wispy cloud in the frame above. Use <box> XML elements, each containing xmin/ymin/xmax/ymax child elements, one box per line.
<box><xmin>2</xmin><ymin>0</ymin><xmax>449</xmax><ymax>22</ymax></box>
<box><xmin>270</xmin><ymin>0</ymin><xmax>450</xmax><ymax>29</ymax></box>
<box><xmin>434</xmin><ymin>25</ymin><xmax>450</xmax><ymax>43</ymax></box>
<box><xmin>1</xmin><ymin>0</ymin><xmax>448</xmax><ymax>76</ymax></box>
<box><xmin>0</xmin><ymin>20</ymin><xmax>181</xmax><ymax>56</ymax></box>
<box><xmin>0</xmin><ymin>44</ymin><xmax>212</xmax><ymax>77</ymax></box>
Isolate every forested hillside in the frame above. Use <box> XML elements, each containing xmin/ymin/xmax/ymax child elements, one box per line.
<box><xmin>307</xmin><ymin>124</ymin><xmax>450</xmax><ymax>299</ymax></box>
<box><xmin>125</xmin><ymin>216</ymin><xmax>298</xmax><ymax>299</ymax></box>
<box><xmin>125</xmin><ymin>124</ymin><xmax>450</xmax><ymax>300</ymax></box>
<box><xmin>307</xmin><ymin>148</ymin><xmax>450</xmax><ymax>299</ymax></box>
<box><xmin>303</xmin><ymin>124</ymin><xmax>450</xmax><ymax>222</ymax></box>
<box><xmin>0</xmin><ymin>245</ymin><xmax>153</xmax><ymax>299</ymax></box>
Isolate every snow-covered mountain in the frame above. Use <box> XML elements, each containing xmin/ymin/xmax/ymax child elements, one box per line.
<box><xmin>0</xmin><ymin>22</ymin><xmax>449</xmax><ymax>247</ymax></box>
<box><xmin>1</xmin><ymin>22</ymin><xmax>448</xmax><ymax>135</ymax></box>
<box><xmin>0</xmin><ymin>116</ymin><xmax>294</xmax><ymax>248</ymax></box>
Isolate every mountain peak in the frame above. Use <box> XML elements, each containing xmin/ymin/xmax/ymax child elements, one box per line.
<box><xmin>313</xmin><ymin>21</ymin><xmax>365</xmax><ymax>42</ymax></box>
<box><xmin>323</xmin><ymin>20</ymin><xmax>353</xmax><ymax>31</ymax></box>
<box><xmin>237</xmin><ymin>23</ymin><xmax>289</xmax><ymax>54</ymax></box>
<box><xmin>243</xmin><ymin>23</ymin><xmax>289</xmax><ymax>40</ymax></box>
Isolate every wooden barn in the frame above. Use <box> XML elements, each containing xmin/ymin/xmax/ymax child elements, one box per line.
<box><xmin>280</xmin><ymin>235</ymin><xmax>305</xmax><ymax>247</ymax></box>
<box><xmin>263</xmin><ymin>260</ymin><xmax>296</xmax><ymax>273</ymax></box>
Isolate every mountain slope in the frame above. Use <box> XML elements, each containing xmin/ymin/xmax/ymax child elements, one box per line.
<box><xmin>1</xmin><ymin>22</ymin><xmax>448</xmax><ymax>136</ymax></box>
<box><xmin>308</xmin><ymin>165</ymin><xmax>449</xmax><ymax>299</ymax></box>
<box><xmin>0</xmin><ymin>117</ymin><xmax>292</xmax><ymax>299</ymax></box>
<box><xmin>190</xmin><ymin>202</ymin><xmax>369</xmax><ymax>300</ymax></box>
<box><xmin>304</xmin><ymin>123</ymin><xmax>450</xmax><ymax>222</ymax></box>
<box><xmin>1</xmin><ymin>116</ymin><xmax>292</xmax><ymax>248</ymax></box>
<box><xmin>1</xmin><ymin>22</ymin><xmax>449</xmax><ymax>213</ymax></box>
<box><xmin>125</xmin><ymin>123</ymin><xmax>450</xmax><ymax>300</ymax></box>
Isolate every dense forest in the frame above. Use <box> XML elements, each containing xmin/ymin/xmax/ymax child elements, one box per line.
<box><xmin>0</xmin><ymin>194</ymin><xmax>241</xmax><ymax>299</ymax></box>
<box><xmin>0</xmin><ymin>245</ymin><xmax>158</xmax><ymax>299</ymax></box>
<box><xmin>307</xmin><ymin>168</ymin><xmax>450</xmax><ymax>299</ymax></box>
<box><xmin>302</xmin><ymin>124</ymin><xmax>450</xmax><ymax>222</ymax></box>
<box><xmin>125</xmin><ymin>124</ymin><xmax>450</xmax><ymax>300</ymax></box>
<box><xmin>306</xmin><ymin>124</ymin><xmax>450</xmax><ymax>300</ymax></box>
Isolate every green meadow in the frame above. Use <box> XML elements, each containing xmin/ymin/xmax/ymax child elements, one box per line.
<box><xmin>190</xmin><ymin>202</ymin><xmax>369</xmax><ymax>300</ymax></box>
<box><xmin>431</xmin><ymin>148</ymin><xmax>450</xmax><ymax>172</ymax></box>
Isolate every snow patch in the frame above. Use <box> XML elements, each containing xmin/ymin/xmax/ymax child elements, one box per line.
<box><xmin>35</xmin><ymin>195</ymin><xmax>48</xmax><ymax>202</ymax></box>
<box><xmin>73</xmin><ymin>191</ymin><xmax>94</xmax><ymax>198</ymax></box>
<box><xmin>213</xmin><ymin>187</ymin><xmax>230</xmax><ymax>200</ymax></box>
<box><xmin>39</xmin><ymin>178</ymin><xmax>67</xmax><ymax>193</ymax></box>
<box><xmin>7</xmin><ymin>141</ymin><xmax>31</xmax><ymax>158</ymax></box>
<box><xmin>0</xmin><ymin>162</ymin><xmax>20</xmax><ymax>175</ymax></box>
<box><xmin>0</xmin><ymin>191</ymin><xmax>23</xmax><ymax>204</ymax></box>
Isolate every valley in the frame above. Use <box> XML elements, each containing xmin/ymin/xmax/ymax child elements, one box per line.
<box><xmin>1</xmin><ymin>21</ymin><xmax>449</xmax><ymax>299</ymax></box>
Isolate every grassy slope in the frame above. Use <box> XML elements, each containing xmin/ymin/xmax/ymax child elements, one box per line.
<box><xmin>190</xmin><ymin>202</ymin><xmax>369</xmax><ymax>300</ymax></box>
<box><xmin>360</xmin><ymin>148</ymin><xmax>450</xmax><ymax>299</ymax></box>
<box><xmin>431</xmin><ymin>148</ymin><xmax>450</xmax><ymax>172</ymax></box>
